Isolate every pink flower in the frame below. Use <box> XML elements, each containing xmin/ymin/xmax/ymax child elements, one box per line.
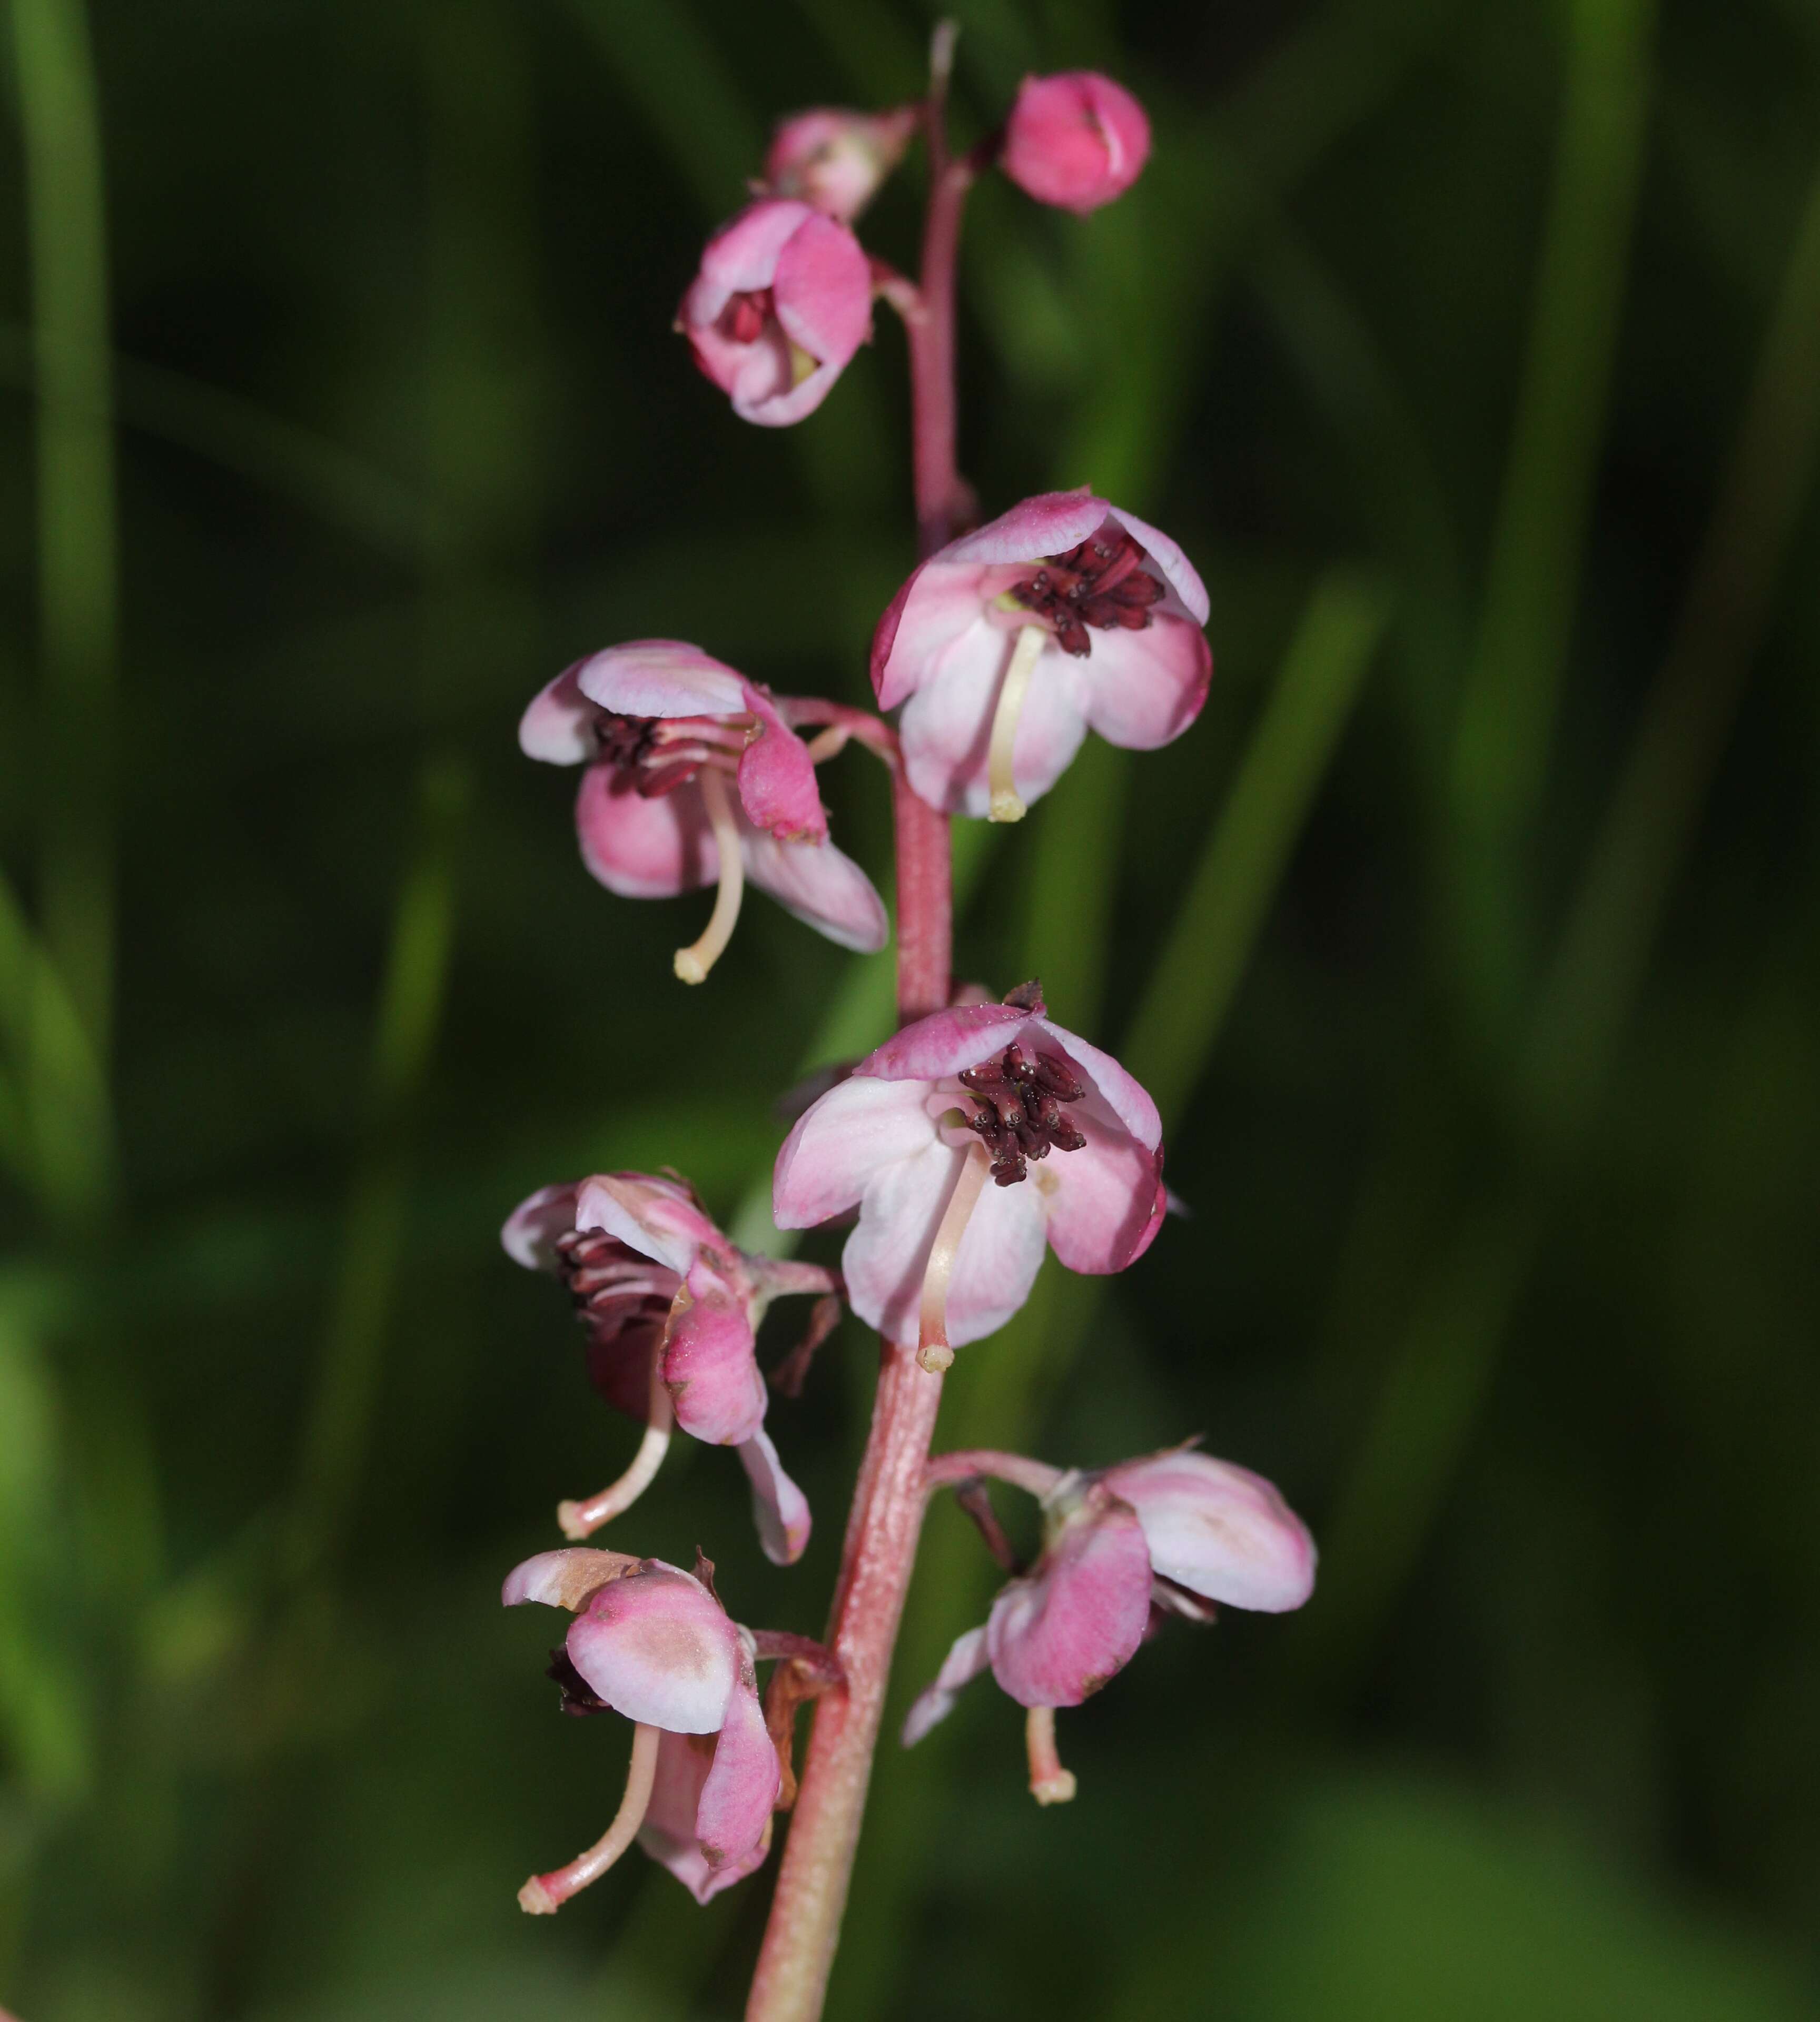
<box><xmin>869</xmin><ymin>490</ymin><xmax>1211</xmax><ymax>820</ymax></box>
<box><xmin>763</xmin><ymin>106</ymin><xmax>918</xmax><ymax>223</ymax></box>
<box><xmin>678</xmin><ymin>199</ymin><xmax>873</xmax><ymax>427</ymax></box>
<box><xmin>905</xmin><ymin>1445</ymin><xmax>1315</xmax><ymax>1799</ymax></box>
<box><xmin>520</xmin><ymin>639</ymin><xmax>887</xmax><ymax>980</ymax></box>
<box><xmin>771</xmin><ymin>987</ymin><xmax>1166</xmax><ymax>1359</ymax></box>
<box><xmin>503</xmin><ymin>1171</ymin><xmax>835</xmax><ymax>1564</ymax></box>
<box><xmin>1000</xmin><ymin>72</ymin><xmax>1150</xmax><ymax>215</ymax></box>
<box><xmin>505</xmin><ymin>1549</ymin><xmax>780</xmax><ymax>1908</ymax></box>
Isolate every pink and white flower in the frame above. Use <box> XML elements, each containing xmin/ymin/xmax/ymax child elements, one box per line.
<box><xmin>678</xmin><ymin>199</ymin><xmax>873</xmax><ymax>427</ymax></box>
<box><xmin>1000</xmin><ymin>72</ymin><xmax>1151</xmax><ymax>215</ymax></box>
<box><xmin>869</xmin><ymin>490</ymin><xmax>1211</xmax><ymax>820</ymax></box>
<box><xmin>506</xmin><ymin>1549</ymin><xmax>780</xmax><ymax>1908</ymax></box>
<box><xmin>520</xmin><ymin>639</ymin><xmax>887</xmax><ymax>980</ymax></box>
<box><xmin>905</xmin><ymin>1444</ymin><xmax>1315</xmax><ymax>1800</ymax></box>
<box><xmin>763</xmin><ymin>106</ymin><xmax>918</xmax><ymax>223</ymax></box>
<box><xmin>771</xmin><ymin>988</ymin><xmax>1166</xmax><ymax>1360</ymax></box>
<box><xmin>504</xmin><ymin>1171</ymin><xmax>835</xmax><ymax>1564</ymax></box>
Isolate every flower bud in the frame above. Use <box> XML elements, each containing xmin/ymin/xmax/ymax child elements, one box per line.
<box><xmin>1000</xmin><ymin>72</ymin><xmax>1150</xmax><ymax>215</ymax></box>
<box><xmin>764</xmin><ymin>106</ymin><xmax>917</xmax><ymax>223</ymax></box>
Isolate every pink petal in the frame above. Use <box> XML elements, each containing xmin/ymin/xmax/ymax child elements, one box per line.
<box><xmin>500</xmin><ymin>1181</ymin><xmax>581</xmax><ymax>1271</ymax></box>
<box><xmin>733</xmin><ymin>352</ymin><xmax>846</xmax><ymax>428</ymax></box>
<box><xmin>1075</xmin><ymin>616</ymin><xmax>1211</xmax><ymax>752</ymax></box>
<box><xmin>575</xmin><ymin>765</ymin><xmax>714</xmax><ymax>899</ymax></box>
<box><xmin>871</xmin><ymin>572</ymin><xmax>1010</xmax><ymax>711</ymax></box>
<box><xmin>853</xmin><ymin>1003</ymin><xmax>1033</xmax><ymax>1083</ymax></box>
<box><xmin>519</xmin><ymin>662</ymin><xmax>600</xmax><ymax>765</ymax></box>
<box><xmin>739</xmin><ymin>826</ymin><xmax>888</xmax><ymax>953</ymax></box>
<box><xmin>661</xmin><ymin>1261</ymin><xmax>765</xmax><ymax>1446</ymax></box>
<box><xmin>773</xmin><ymin>1075</ymin><xmax>941</xmax><ymax>1228</ymax></box>
<box><xmin>985</xmin><ymin>1486</ymin><xmax>1153</xmax><ymax>1706</ymax></box>
<box><xmin>897</xmin><ymin>624</ymin><xmax>1092</xmax><ymax>817</ymax></box>
<box><xmin>501</xmin><ymin>1547</ymin><xmax>637</xmax><ymax>1612</ymax></box>
<box><xmin>1034</xmin><ymin>1020</ymin><xmax>1161</xmax><ymax>1150</ymax></box>
<box><xmin>686</xmin><ymin>199</ymin><xmax>817</xmax><ymax>320</ymax></box>
<box><xmin>587</xmin><ymin>1322</ymin><xmax>664</xmax><ymax>1423</ymax></box>
<box><xmin>933</xmin><ymin>489</ymin><xmax>1109</xmax><ymax>569</ymax></box>
<box><xmin>1034</xmin><ymin>1094</ymin><xmax>1166</xmax><ymax>1276</ymax></box>
<box><xmin>695</xmin><ymin>1667</ymin><xmax>781</xmax><ymax>1868</ymax></box>
<box><xmin>573</xmin><ymin>639</ymin><xmax>749</xmax><ymax>720</ymax></box>
<box><xmin>841</xmin><ymin>1138</ymin><xmax>1049</xmax><ymax>1347</ymax></box>
<box><xmin>771</xmin><ymin>211</ymin><xmax>873</xmax><ymax>373</ymax></box>
<box><xmin>639</xmin><ymin>1728</ymin><xmax>767</xmax><ymax>1902</ymax></box>
<box><xmin>901</xmin><ymin>1623</ymin><xmax>991</xmax><ymax>1745</ymax></box>
<box><xmin>1106</xmin><ymin>506</ymin><xmax>1209</xmax><ymax>625</ymax></box>
<box><xmin>737</xmin><ymin>1428</ymin><xmax>812</xmax><ymax>1565</ymax></box>
<box><xmin>565</xmin><ymin>1564</ymin><xmax>740</xmax><ymax>1733</ymax></box>
<box><xmin>574</xmin><ymin>1172</ymin><xmax>723</xmax><ymax>1277</ymax></box>
<box><xmin>1100</xmin><ymin>1450</ymin><xmax>1317</xmax><ymax>1613</ymax></box>
<box><xmin>737</xmin><ymin>683</ymin><xmax>827</xmax><ymax>842</ymax></box>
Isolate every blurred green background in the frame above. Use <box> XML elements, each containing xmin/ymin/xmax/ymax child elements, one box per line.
<box><xmin>3</xmin><ymin>0</ymin><xmax>1819</xmax><ymax>2015</ymax></box>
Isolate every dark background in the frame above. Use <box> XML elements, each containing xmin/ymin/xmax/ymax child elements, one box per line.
<box><xmin>3</xmin><ymin>0</ymin><xmax>1818</xmax><ymax>2016</ymax></box>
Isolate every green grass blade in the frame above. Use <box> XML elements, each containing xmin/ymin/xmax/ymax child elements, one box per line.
<box><xmin>10</xmin><ymin>0</ymin><xmax>118</xmax><ymax>1078</ymax></box>
<box><xmin>1445</xmin><ymin>0</ymin><xmax>1658</xmax><ymax>1030</ymax></box>
<box><xmin>284</xmin><ymin>757</ymin><xmax>467</xmax><ymax>1579</ymax></box>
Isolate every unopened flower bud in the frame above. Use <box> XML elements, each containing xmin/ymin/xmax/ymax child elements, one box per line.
<box><xmin>1000</xmin><ymin>72</ymin><xmax>1150</xmax><ymax>216</ymax></box>
<box><xmin>764</xmin><ymin>106</ymin><xmax>917</xmax><ymax>223</ymax></box>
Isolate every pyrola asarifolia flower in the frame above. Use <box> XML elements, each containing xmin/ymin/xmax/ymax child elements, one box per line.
<box><xmin>870</xmin><ymin>489</ymin><xmax>1210</xmax><ymax>821</ymax></box>
<box><xmin>771</xmin><ymin>986</ymin><xmax>1165</xmax><ymax>1370</ymax></box>
<box><xmin>763</xmin><ymin>106</ymin><xmax>918</xmax><ymax>223</ymax></box>
<box><xmin>504</xmin><ymin>1172</ymin><xmax>838</xmax><ymax>1563</ymax></box>
<box><xmin>1000</xmin><ymin>72</ymin><xmax>1151</xmax><ymax>215</ymax></box>
<box><xmin>505</xmin><ymin>1549</ymin><xmax>780</xmax><ymax>1908</ymax></box>
<box><xmin>678</xmin><ymin>199</ymin><xmax>873</xmax><ymax>426</ymax></box>
<box><xmin>520</xmin><ymin>639</ymin><xmax>887</xmax><ymax>982</ymax></box>
<box><xmin>905</xmin><ymin>1445</ymin><xmax>1314</xmax><ymax>1800</ymax></box>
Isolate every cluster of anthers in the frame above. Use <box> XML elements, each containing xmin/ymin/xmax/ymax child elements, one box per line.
<box><xmin>497</xmin><ymin>36</ymin><xmax>1317</xmax><ymax>2011</ymax></box>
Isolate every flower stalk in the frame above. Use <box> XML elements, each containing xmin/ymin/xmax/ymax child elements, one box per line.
<box><xmin>743</xmin><ymin>34</ymin><xmax>969</xmax><ymax>2020</ymax></box>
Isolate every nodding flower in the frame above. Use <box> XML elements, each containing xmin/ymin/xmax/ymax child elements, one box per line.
<box><xmin>998</xmin><ymin>72</ymin><xmax>1151</xmax><ymax>216</ymax></box>
<box><xmin>771</xmin><ymin>984</ymin><xmax>1166</xmax><ymax>1372</ymax></box>
<box><xmin>503</xmin><ymin>1172</ymin><xmax>840</xmax><ymax>1564</ymax></box>
<box><xmin>678</xmin><ymin>199</ymin><xmax>874</xmax><ymax>427</ymax></box>
<box><xmin>505</xmin><ymin>1550</ymin><xmax>781</xmax><ymax>1909</ymax></box>
<box><xmin>520</xmin><ymin>639</ymin><xmax>887</xmax><ymax>982</ymax></box>
<box><xmin>870</xmin><ymin>490</ymin><xmax>1211</xmax><ymax>822</ymax></box>
<box><xmin>906</xmin><ymin>1444</ymin><xmax>1315</xmax><ymax>1802</ymax></box>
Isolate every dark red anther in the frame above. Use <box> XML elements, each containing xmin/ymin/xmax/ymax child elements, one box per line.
<box><xmin>1008</xmin><ymin>529</ymin><xmax>1164</xmax><ymax>658</ymax></box>
<box><xmin>718</xmin><ymin>288</ymin><xmax>773</xmax><ymax>344</ymax></box>
<box><xmin>958</xmin><ymin>1040</ymin><xmax>1090</xmax><ymax>1185</ymax></box>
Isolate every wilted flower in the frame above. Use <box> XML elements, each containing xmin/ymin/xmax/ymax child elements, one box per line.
<box><xmin>504</xmin><ymin>1171</ymin><xmax>838</xmax><ymax>1563</ymax></box>
<box><xmin>1000</xmin><ymin>72</ymin><xmax>1151</xmax><ymax>215</ymax></box>
<box><xmin>870</xmin><ymin>490</ymin><xmax>1210</xmax><ymax>820</ymax></box>
<box><xmin>772</xmin><ymin>986</ymin><xmax>1165</xmax><ymax>1367</ymax></box>
<box><xmin>678</xmin><ymin>199</ymin><xmax>873</xmax><ymax>426</ymax></box>
<box><xmin>506</xmin><ymin>1549</ymin><xmax>780</xmax><ymax>1908</ymax></box>
<box><xmin>520</xmin><ymin>639</ymin><xmax>887</xmax><ymax>980</ymax></box>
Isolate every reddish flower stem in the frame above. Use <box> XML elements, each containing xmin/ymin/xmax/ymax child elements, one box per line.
<box><xmin>744</xmin><ymin>35</ymin><xmax>970</xmax><ymax>2022</ymax></box>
